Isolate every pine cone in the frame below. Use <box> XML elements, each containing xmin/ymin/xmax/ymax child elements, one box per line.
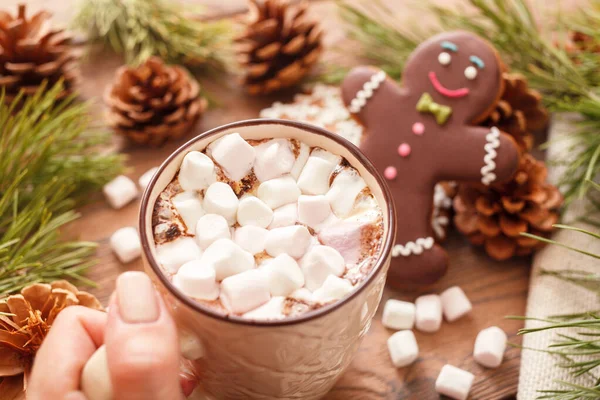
<box><xmin>0</xmin><ymin>5</ymin><xmax>78</xmax><ymax>104</ymax></box>
<box><xmin>480</xmin><ymin>73</ymin><xmax>548</xmax><ymax>152</ymax></box>
<box><xmin>105</xmin><ymin>56</ymin><xmax>207</xmax><ymax>147</ymax></box>
<box><xmin>453</xmin><ymin>154</ymin><xmax>563</xmax><ymax>261</ymax></box>
<box><xmin>236</xmin><ymin>0</ymin><xmax>323</xmax><ymax>95</ymax></box>
<box><xmin>0</xmin><ymin>281</ymin><xmax>103</xmax><ymax>396</ymax></box>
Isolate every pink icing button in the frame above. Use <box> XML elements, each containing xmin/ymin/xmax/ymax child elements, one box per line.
<box><xmin>384</xmin><ymin>166</ymin><xmax>397</xmax><ymax>180</ymax></box>
<box><xmin>397</xmin><ymin>143</ymin><xmax>411</xmax><ymax>158</ymax></box>
<box><xmin>412</xmin><ymin>122</ymin><xmax>425</xmax><ymax>135</ymax></box>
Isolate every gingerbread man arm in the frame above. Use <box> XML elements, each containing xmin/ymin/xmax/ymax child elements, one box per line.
<box><xmin>434</xmin><ymin>125</ymin><xmax>520</xmax><ymax>185</ymax></box>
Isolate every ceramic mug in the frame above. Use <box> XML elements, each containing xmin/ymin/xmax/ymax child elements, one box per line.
<box><xmin>139</xmin><ymin>119</ymin><xmax>396</xmax><ymax>400</ymax></box>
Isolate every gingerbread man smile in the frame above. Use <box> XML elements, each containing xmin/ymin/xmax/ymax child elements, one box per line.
<box><xmin>341</xmin><ymin>31</ymin><xmax>519</xmax><ymax>285</ymax></box>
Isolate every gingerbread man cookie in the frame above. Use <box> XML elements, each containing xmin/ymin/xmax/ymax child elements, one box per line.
<box><xmin>341</xmin><ymin>31</ymin><xmax>519</xmax><ymax>284</ymax></box>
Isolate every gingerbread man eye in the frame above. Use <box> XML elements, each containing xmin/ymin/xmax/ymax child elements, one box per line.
<box><xmin>438</xmin><ymin>52</ymin><xmax>451</xmax><ymax>66</ymax></box>
<box><xmin>464</xmin><ymin>66</ymin><xmax>478</xmax><ymax>80</ymax></box>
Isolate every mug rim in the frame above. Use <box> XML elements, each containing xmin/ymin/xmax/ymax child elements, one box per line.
<box><xmin>139</xmin><ymin>118</ymin><xmax>396</xmax><ymax>327</ymax></box>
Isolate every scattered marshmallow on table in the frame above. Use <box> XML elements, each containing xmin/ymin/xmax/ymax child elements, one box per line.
<box><xmin>265</xmin><ymin>225</ymin><xmax>312</xmax><ymax>258</ymax></box>
<box><xmin>237</xmin><ymin>196</ymin><xmax>273</xmax><ymax>228</ymax></box>
<box><xmin>263</xmin><ymin>254</ymin><xmax>305</xmax><ymax>296</ymax></box>
<box><xmin>110</xmin><ymin>227</ymin><xmax>141</xmax><ymax>263</ymax></box>
<box><xmin>195</xmin><ymin>213</ymin><xmax>231</xmax><ymax>249</ymax></box>
<box><xmin>300</xmin><ymin>245</ymin><xmax>345</xmax><ymax>290</ymax></box>
<box><xmin>253</xmin><ymin>139</ymin><xmax>295</xmax><ymax>182</ymax></box>
<box><xmin>382</xmin><ymin>299</ymin><xmax>416</xmax><ymax>330</ymax></box>
<box><xmin>220</xmin><ymin>269</ymin><xmax>270</xmax><ymax>314</ymax></box>
<box><xmin>103</xmin><ymin>175</ymin><xmax>138</xmax><ymax>209</ymax></box>
<box><xmin>387</xmin><ymin>330</ymin><xmax>419</xmax><ymax>368</ymax></box>
<box><xmin>172</xmin><ymin>192</ymin><xmax>205</xmax><ymax>234</ymax></box>
<box><xmin>313</xmin><ymin>275</ymin><xmax>353</xmax><ymax>302</ymax></box>
<box><xmin>473</xmin><ymin>326</ymin><xmax>507</xmax><ymax>368</ymax></box>
<box><xmin>156</xmin><ymin>237</ymin><xmax>202</xmax><ymax>273</ymax></box>
<box><xmin>440</xmin><ymin>286</ymin><xmax>472</xmax><ymax>322</ymax></box>
<box><xmin>138</xmin><ymin>166</ymin><xmax>158</xmax><ymax>189</ymax></box>
<box><xmin>234</xmin><ymin>225</ymin><xmax>268</xmax><ymax>254</ymax></box>
<box><xmin>415</xmin><ymin>294</ymin><xmax>442</xmax><ymax>333</ymax></box>
<box><xmin>435</xmin><ymin>364</ymin><xmax>474</xmax><ymax>400</ymax></box>
<box><xmin>257</xmin><ymin>176</ymin><xmax>301</xmax><ymax>209</ymax></box>
<box><xmin>326</xmin><ymin>168</ymin><xmax>366</xmax><ymax>217</ymax></box>
<box><xmin>269</xmin><ymin>203</ymin><xmax>298</xmax><ymax>228</ymax></box>
<box><xmin>200</xmin><ymin>238</ymin><xmax>255</xmax><ymax>281</ymax></box>
<box><xmin>178</xmin><ymin>151</ymin><xmax>216</xmax><ymax>191</ymax></box>
<box><xmin>296</xmin><ymin>152</ymin><xmax>339</xmax><ymax>195</ymax></box>
<box><xmin>242</xmin><ymin>296</ymin><xmax>285</xmax><ymax>320</ymax></box>
<box><xmin>297</xmin><ymin>195</ymin><xmax>331</xmax><ymax>229</ymax></box>
<box><xmin>173</xmin><ymin>260</ymin><xmax>219</xmax><ymax>300</ymax></box>
<box><xmin>290</xmin><ymin>141</ymin><xmax>310</xmax><ymax>180</ymax></box>
<box><xmin>203</xmin><ymin>182</ymin><xmax>239</xmax><ymax>225</ymax></box>
<box><xmin>208</xmin><ymin>132</ymin><xmax>255</xmax><ymax>181</ymax></box>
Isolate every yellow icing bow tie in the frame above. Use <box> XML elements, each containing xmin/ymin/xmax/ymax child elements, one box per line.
<box><xmin>416</xmin><ymin>93</ymin><xmax>452</xmax><ymax>125</ymax></box>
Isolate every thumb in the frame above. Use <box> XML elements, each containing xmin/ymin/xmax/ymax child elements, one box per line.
<box><xmin>105</xmin><ymin>271</ymin><xmax>183</xmax><ymax>400</ymax></box>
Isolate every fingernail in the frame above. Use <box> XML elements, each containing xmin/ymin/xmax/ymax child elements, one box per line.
<box><xmin>64</xmin><ymin>391</ymin><xmax>87</xmax><ymax>400</ymax></box>
<box><xmin>116</xmin><ymin>271</ymin><xmax>159</xmax><ymax>323</ymax></box>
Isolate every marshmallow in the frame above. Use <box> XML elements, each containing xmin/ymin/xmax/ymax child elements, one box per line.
<box><xmin>313</xmin><ymin>275</ymin><xmax>353</xmax><ymax>302</ymax></box>
<box><xmin>109</xmin><ymin>227</ymin><xmax>141</xmax><ymax>263</ymax></box>
<box><xmin>203</xmin><ymin>182</ymin><xmax>239</xmax><ymax>225</ymax></box>
<box><xmin>263</xmin><ymin>254</ymin><xmax>305</xmax><ymax>296</ymax></box>
<box><xmin>269</xmin><ymin>203</ymin><xmax>298</xmax><ymax>229</ymax></box>
<box><xmin>237</xmin><ymin>196</ymin><xmax>273</xmax><ymax>228</ymax></box>
<box><xmin>415</xmin><ymin>294</ymin><xmax>442</xmax><ymax>333</ymax></box>
<box><xmin>290</xmin><ymin>142</ymin><xmax>310</xmax><ymax>180</ymax></box>
<box><xmin>318</xmin><ymin>220</ymin><xmax>364</xmax><ymax>264</ymax></box>
<box><xmin>234</xmin><ymin>225</ymin><xmax>268</xmax><ymax>254</ymax></box>
<box><xmin>242</xmin><ymin>296</ymin><xmax>286</xmax><ymax>320</ymax></box>
<box><xmin>300</xmin><ymin>245</ymin><xmax>345</xmax><ymax>290</ymax></box>
<box><xmin>290</xmin><ymin>288</ymin><xmax>314</xmax><ymax>303</ymax></box>
<box><xmin>200</xmin><ymin>238</ymin><xmax>255</xmax><ymax>281</ymax></box>
<box><xmin>208</xmin><ymin>133</ymin><xmax>255</xmax><ymax>181</ymax></box>
<box><xmin>297</xmin><ymin>195</ymin><xmax>331</xmax><ymax>229</ymax></box>
<box><xmin>178</xmin><ymin>151</ymin><xmax>216</xmax><ymax>191</ymax></box>
<box><xmin>387</xmin><ymin>330</ymin><xmax>419</xmax><ymax>368</ymax></box>
<box><xmin>382</xmin><ymin>299</ymin><xmax>416</xmax><ymax>330</ymax></box>
<box><xmin>172</xmin><ymin>191</ymin><xmax>205</xmax><ymax>234</ymax></box>
<box><xmin>473</xmin><ymin>326</ymin><xmax>507</xmax><ymax>368</ymax></box>
<box><xmin>326</xmin><ymin>168</ymin><xmax>367</xmax><ymax>217</ymax></box>
<box><xmin>81</xmin><ymin>345</ymin><xmax>112</xmax><ymax>400</ymax></box>
<box><xmin>440</xmin><ymin>286</ymin><xmax>472</xmax><ymax>322</ymax></box>
<box><xmin>195</xmin><ymin>214</ymin><xmax>231</xmax><ymax>249</ymax></box>
<box><xmin>103</xmin><ymin>175</ymin><xmax>138</xmax><ymax>209</ymax></box>
<box><xmin>156</xmin><ymin>237</ymin><xmax>202</xmax><ymax>273</ymax></box>
<box><xmin>264</xmin><ymin>225</ymin><xmax>311</xmax><ymax>258</ymax></box>
<box><xmin>173</xmin><ymin>260</ymin><xmax>219</xmax><ymax>300</ymax></box>
<box><xmin>253</xmin><ymin>139</ymin><xmax>295</xmax><ymax>182</ymax></box>
<box><xmin>296</xmin><ymin>149</ymin><xmax>340</xmax><ymax>195</ymax></box>
<box><xmin>435</xmin><ymin>364</ymin><xmax>474</xmax><ymax>400</ymax></box>
<box><xmin>220</xmin><ymin>269</ymin><xmax>270</xmax><ymax>314</ymax></box>
<box><xmin>138</xmin><ymin>166</ymin><xmax>158</xmax><ymax>189</ymax></box>
<box><xmin>257</xmin><ymin>176</ymin><xmax>301</xmax><ymax>209</ymax></box>
<box><xmin>179</xmin><ymin>331</ymin><xmax>205</xmax><ymax>360</ymax></box>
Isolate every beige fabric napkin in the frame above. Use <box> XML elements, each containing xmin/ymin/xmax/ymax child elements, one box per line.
<box><xmin>518</xmin><ymin>115</ymin><xmax>600</xmax><ymax>399</ymax></box>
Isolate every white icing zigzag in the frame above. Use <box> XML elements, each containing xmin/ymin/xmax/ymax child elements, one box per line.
<box><xmin>348</xmin><ymin>70</ymin><xmax>387</xmax><ymax>114</ymax></box>
<box><xmin>480</xmin><ymin>126</ymin><xmax>500</xmax><ymax>186</ymax></box>
<box><xmin>392</xmin><ymin>237</ymin><xmax>435</xmax><ymax>257</ymax></box>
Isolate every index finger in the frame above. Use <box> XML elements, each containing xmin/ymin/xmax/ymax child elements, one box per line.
<box><xmin>27</xmin><ymin>306</ymin><xmax>107</xmax><ymax>400</ymax></box>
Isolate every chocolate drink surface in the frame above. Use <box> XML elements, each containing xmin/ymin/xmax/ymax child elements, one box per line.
<box><xmin>152</xmin><ymin>132</ymin><xmax>384</xmax><ymax>320</ymax></box>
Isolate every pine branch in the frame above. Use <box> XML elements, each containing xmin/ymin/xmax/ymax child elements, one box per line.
<box><xmin>0</xmin><ymin>83</ymin><xmax>124</xmax><ymax>296</ymax></box>
<box><xmin>72</xmin><ymin>0</ymin><xmax>234</xmax><ymax>71</ymax></box>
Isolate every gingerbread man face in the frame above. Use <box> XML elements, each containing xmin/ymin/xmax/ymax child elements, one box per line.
<box><xmin>403</xmin><ymin>31</ymin><xmax>503</xmax><ymax>125</ymax></box>
<box><xmin>341</xmin><ymin>31</ymin><xmax>519</xmax><ymax>285</ymax></box>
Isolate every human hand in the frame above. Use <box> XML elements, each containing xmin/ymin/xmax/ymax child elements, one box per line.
<box><xmin>28</xmin><ymin>271</ymin><xmax>190</xmax><ymax>400</ymax></box>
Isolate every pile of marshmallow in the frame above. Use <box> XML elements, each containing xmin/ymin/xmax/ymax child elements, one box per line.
<box><xmin>382</xmin><ymin>287</ymin><xmax>508</xmax><ymax>400</ymax></box>
<box><xmin>149</xmin><ymin>133</ymin><xmax>381</xmax><ymax>319</ymax></box>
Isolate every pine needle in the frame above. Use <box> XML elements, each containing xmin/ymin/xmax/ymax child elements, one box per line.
<box><xmin>72</xmin><ymin>0</ymin><xmax>234</xmax><ymax>70</ymax></box>
<box><xmin>0</xmin><ymin>83</ymin><xmax>124</xmax><ymax>296</ymax></box>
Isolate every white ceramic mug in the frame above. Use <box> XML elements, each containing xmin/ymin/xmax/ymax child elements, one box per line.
<box><xmin>139</xmin><ymin>119</ymin><xmax>396</xmax><ymax>399</ymax></box>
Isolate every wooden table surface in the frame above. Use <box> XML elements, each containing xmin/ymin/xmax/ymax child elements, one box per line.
<box><xmin>13</xmin><ymin>0</ymin><xmax>535</xmax><ymax>398</ymax></box>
